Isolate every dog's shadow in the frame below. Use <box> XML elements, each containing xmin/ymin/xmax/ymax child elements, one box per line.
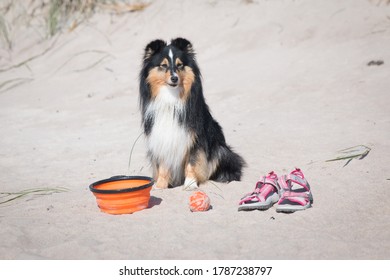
<box><xmin>148</xmin><ymin>196</ymin><xmax>162</xmax><ymax>209</ymax></box>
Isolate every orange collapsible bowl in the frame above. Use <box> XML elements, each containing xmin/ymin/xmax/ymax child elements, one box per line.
<box><xmin>89</xmin><ymin>176</ymin><xmax>154</xmax><ymax>215</ymax></box>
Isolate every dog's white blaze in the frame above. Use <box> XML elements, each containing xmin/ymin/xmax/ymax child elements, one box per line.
<box><xmin>168</xmin><ymin>48</ymin><xmax>179</xmax><ymax>80</ymax></box>
<box><xmin>145</xmin><ymin>86</ymin><xmax>192</xmax><ymax>183</ymax></box>
<box><xmin>168</xmin><ymin>48</ymin><xmax>174</xmax><ymax>65</ymax></box>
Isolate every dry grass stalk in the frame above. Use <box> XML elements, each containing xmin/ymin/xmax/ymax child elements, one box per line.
<box><xmin>0</xmin><ymin>187</ymin><xmax>68</xmax><ymax>205</ymax></box>
<box><xmin>326</xmin><ymin>145</ymin><xmax>371</xmax><ymax>167</ymax></box>
<box><xmin>0</xmin><ymin>0</ymin><xmax>150</xmax><ymax>51</ymax></box>
<box><xmin>0</xmin><ymin>78</ymin><xmax>33</xmax><ymax>94</ymax></box>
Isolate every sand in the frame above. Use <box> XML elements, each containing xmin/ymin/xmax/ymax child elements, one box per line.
<box><xmin>0</xmin><ymin>0</ymin><xmax>389</xmax><ymax>260</ymax></box>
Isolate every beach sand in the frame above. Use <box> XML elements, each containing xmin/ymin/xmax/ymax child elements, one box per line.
<box><xmin>0</xmin><ymin>0</ymin><xmax>389</xmax><ymax>259</ymax></box>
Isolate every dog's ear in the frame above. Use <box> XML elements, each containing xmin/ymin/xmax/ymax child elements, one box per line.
<box><xmin>170</xmin><ymin>38</ymin><xmax>195</xmax><ymax>55</ymax></box>
<box><xmin>144</xmin><ymin>39</ymin><xmax>167</xmax><ymax>60</ymax></box>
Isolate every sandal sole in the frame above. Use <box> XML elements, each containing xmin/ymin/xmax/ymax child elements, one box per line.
<box><xmin>275</xmin><ymin>203</ymin><xmax>312</xmax><ymax>213</ymax></box>
<box><xmin>276</xmin><ymin>193</ymin><xmax>313</xmax><ymax>213</ymax></box>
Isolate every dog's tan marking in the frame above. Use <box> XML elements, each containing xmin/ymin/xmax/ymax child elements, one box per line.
<box><xmin>184</xmin><ymin>163</ymin><xmax>198</xmax><ymax>190</ymax></box>
<box><xmin>193</xmin><ymin>150</ymin><xmax>209</xmax><ymax>183</ymax></box>
<box><xmin>179</xmin><ymin>66</ymin><xmax>195</xmax><ymax>101</ymax></box>
<box><xmin>175</xmin><ymin>58</ymin><xmax>183</xmax><ymax>67</ymax></box>
<box><xmin>146</xmin><ymin>68</ymin><xmax>166</xmax><ymax>98</ymax></box>
<box><xmin>155</xmin><ymin>165</ymin><xmax>170</xmax><ymax>189</ymax></box>
<box><xmin>183</xmin><ymin>150</ymin><xmax>211</xmax><ymax>190</ymax></box>
<box><xmin>160</xmin><ymin>58</ymin><xmax>169</xmax><ymax>67</ymax></box>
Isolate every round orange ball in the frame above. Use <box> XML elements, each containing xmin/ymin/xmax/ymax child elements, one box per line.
<box><xmin>189</xmin><ymin>191</ymin><xmax>211</xmax><ymax>212</ymax></box>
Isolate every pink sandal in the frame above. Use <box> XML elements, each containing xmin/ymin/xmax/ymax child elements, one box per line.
<box><xmin>238</xmin><ymin>171</ymin><xmax>280</xmax><ymax>211</ymax></box>
<box><xmin>276</xmin><ymin>168</ymin><xmax>313</xmax><ymax>213</ymax></box>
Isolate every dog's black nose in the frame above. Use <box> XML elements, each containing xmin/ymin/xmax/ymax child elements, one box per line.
<box><xmin>170</xmin><ymin>76</ymin><xmax>178</xmax><ymax>83</ymax></box>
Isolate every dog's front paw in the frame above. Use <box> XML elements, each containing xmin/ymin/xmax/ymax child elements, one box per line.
<box><xmin>154</xmin><ymin>177</ymin><xmax>169</xmax><ymax>189</ymax></box>
<box><xmin>182</xmin><ymin>178</ymin><xmax>199</xmax><ymax>191</ymax></box>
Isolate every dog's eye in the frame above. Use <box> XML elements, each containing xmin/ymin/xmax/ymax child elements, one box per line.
<box><xmin>177</xmin><ymin>63</ymin><xmax>184</xmax><ymax>70</ymax></box>
<box><xmin>159</xmin><ymin>64</ymin><xmax>168</xmax><ymax>70</ymax></box>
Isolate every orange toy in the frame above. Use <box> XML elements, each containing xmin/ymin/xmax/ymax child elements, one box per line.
<box><xmin>189</xmin><ymin>191</ymin><xmax>211</xmax><ymax>212</ymax></box>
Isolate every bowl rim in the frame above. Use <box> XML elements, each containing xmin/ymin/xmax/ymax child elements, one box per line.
<box><xmin>89</xmin><ymin>175</ymin><xmax>154</xmax><ymax>194</ymax></box>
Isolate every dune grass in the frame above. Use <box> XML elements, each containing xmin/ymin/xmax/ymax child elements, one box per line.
<box><xmin>0</xmin><ymin>0</ymin><xmax>149</xmax><ymax>51</ymax></box>
<box><xmin>45</xmin><ymin>0</ymin><xmax>150</xmax><ymax>37</ymax></box>
<box><xmin>0</xmin><ymin>187</ymin><xmax>69</xmax><ymax>205</ymax></box>
<box><xmin>326</xmin><ymin>145</ymin><xmax>371</xmax><ymax>167</ymax></box>
<box><xmin>0</xmin><ymin>0</ymin><xmax>149</xmax><ymax>94</ymax></box>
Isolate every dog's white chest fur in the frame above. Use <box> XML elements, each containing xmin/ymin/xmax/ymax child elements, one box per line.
<box><xmin>145</xmin><ymin>86</ymin><xmax>192</xmax><ymax>182</ymax></box>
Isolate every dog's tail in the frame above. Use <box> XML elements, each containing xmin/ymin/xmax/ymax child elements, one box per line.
<box><xmin>210</xmin><ymin>145</ymin><xmax>246</xmax><ymax>183</ymax></box>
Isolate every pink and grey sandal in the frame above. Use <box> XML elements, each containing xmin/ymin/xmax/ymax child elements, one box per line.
<box><xmin>238</xmin><ymin>171</ymin><xmax>280</xmax><ymax>211</ymax></box>
<box><xmin>276</xmin><ymin>168</ymin><xmax>313</xmax><ymax>213</ymax></box>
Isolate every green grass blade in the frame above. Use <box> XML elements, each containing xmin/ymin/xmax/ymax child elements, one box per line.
<box><xmin>0</xmin><ymin>187</ymin><xmax>68</xmax><ymax>205</ymax></box>
<box><xmin>326</xmin><ymin>145</ymin><xmax>371</xmax><ymax>165</ymax></box>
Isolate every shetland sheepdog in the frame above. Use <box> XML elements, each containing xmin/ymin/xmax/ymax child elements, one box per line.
<box><xmin>139</xmin><ymin>38</ymin><xmax>245</xmax><ymax>189</ymax></box>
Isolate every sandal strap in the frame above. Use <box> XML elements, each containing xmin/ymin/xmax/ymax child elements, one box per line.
<box><xmin>256</xmin><ymin>171</ymin><xmax>280</xmax><ymax>192</ymax></box>
<box><xmin>239</xmin><ymin>171</ymin><xmax>280</xmax><ymax>204</ymax></box>
<box><xmin>278</xmin><ymin>195</ymin><xmax>310</xmax><ymax>206</ymax></box>
<box><xmin>286</xmin><ymin>175</ymin><xmax>310</xmax><ymax>190</ymax></box>
<box><xmin>278</xmin><ymin>175</ymin><xmax>289</xmax><ymax>190</ymax></box>
<box><xmin>239</xmin><ymin>193</ymin><xmax>261</xmax><ymax>204</ymax></box>
<box><xmin>281</xmin><ymin>191</ymin><xmax>311</xmax><ymax>199</ymax></box>
<box><xmin>239</xmin><ymin>187</ymin><xmax>272</xmax><ymax>204</ymax></box>
<box><xmin>285</xmin><ymin>168</ymin><xmax>311</xmax><ymax>192</ymax></box>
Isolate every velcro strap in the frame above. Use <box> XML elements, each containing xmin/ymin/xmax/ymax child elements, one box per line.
<box><xmin>257</xmin><ymin>177</ymin><xmax>279</xmax><ymax>191</ymax></box>
<box><xmin>287</xmin><ymin>174</ymin><xmax>310</xmax><ymax>191</ymax></box>
<box><xmin>281</xmin><ymin>191</ymin><xmax>310</xmax><ymax>198</ymax></box>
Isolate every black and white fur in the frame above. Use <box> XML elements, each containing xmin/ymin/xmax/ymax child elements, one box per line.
<box><xmin>139</xmin><ymin>38</ymin><xmax>245</xmax><ymax>189</ymax></box>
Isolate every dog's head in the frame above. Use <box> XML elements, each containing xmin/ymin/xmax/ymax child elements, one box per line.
<box><xmin>141</xmin><ymin>38</ymin><xmax>199</xmax><ymax>99</ymax></box>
